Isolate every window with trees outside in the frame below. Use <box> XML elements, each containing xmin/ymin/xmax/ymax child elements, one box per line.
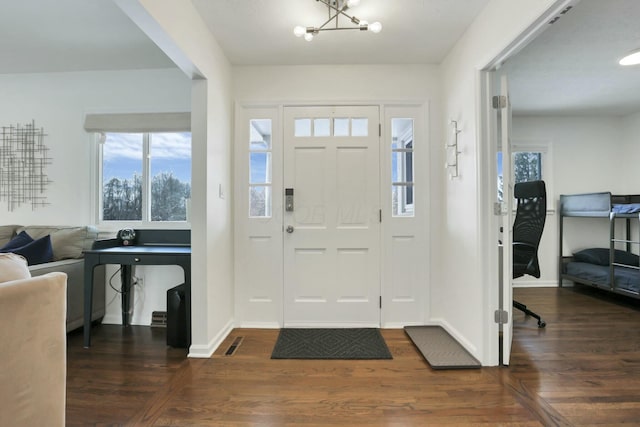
<box><xmin>101</xmin><ymin>132</ymin><xmax>191</xmax><ymax>223</ymax></box>
<box><xmin>497</xmin><ymin>143</ymin><xmax>549</xmax><ymax>203</ymax></box>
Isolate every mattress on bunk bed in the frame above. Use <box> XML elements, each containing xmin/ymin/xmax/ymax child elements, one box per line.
<box><xmin>565</xmin><ymin>262</ymin><xmax>640</xmax><ymax>294</ymax></box>
<box><xmin>560</xmin><ymin>192</ymin><xmax>640</xmax><ymax>216</ymax></box>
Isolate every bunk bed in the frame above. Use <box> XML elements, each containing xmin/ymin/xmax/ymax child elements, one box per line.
<box><xmin>559</xmin><ymin>192</ymin><xmax>640</xmax><ymax>299</ymax></box>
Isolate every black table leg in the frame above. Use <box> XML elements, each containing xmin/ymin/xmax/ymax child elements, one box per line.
<box><xmin>83</xmin><ymin>257</ymin><xmax>97</xmax><ymax>348</ymax></box>
<box><xmin>120</xmin><ymin>264</ymin><xmax>133</xmax><ymax>326</ymax></box>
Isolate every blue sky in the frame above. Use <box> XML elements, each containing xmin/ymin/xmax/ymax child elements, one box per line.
<box><xmin>103</xmin><ymin>132</ymin><xmax>191</xmax><ymax>183</ymax></box>
<box><xmin>250</xmin><ymin>152</ymin><xmax>268</xmax><ymax>183</ymax></box>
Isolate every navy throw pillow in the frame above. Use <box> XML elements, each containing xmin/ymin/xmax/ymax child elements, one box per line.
<box><xmin>0</xmin><ymin>230</ymin><xmax>34</xmax><ymax>251</ymax></box>
<box><xmin>0</xmin><ymin>234</ymin><xmax>54</xmax><ymax>266</ymax></box>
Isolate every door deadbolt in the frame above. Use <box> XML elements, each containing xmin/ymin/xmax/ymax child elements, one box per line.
<box><xmin>285</xmin><ymin>188</ymin><xmax>294</xmax><ymax>212</ymax></box>
<box><xmin>286</xmin><ymin>225</ymin><xmax>294</xmax><ymax>233</ymax></box>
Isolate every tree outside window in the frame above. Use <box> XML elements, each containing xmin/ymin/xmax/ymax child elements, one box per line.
<box><xmin>497</xmin><ymin>150</ymin><xmax>544</xmax><ymax>203</ymax></box>
<box><xmin>101</xmin><ymin>132</ymin><xmax>191</xmax><ymax>222</ymax></box>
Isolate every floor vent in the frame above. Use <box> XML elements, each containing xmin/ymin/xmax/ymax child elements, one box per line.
<box><xmin>225</xmin><ymin>336</ymin><xmax>244</xmax><ymax>356</ymax></box>
<box><xmin>151</xmin><ymin>311</ymin><xmax>167</xmax><ymax>328</ymax></box>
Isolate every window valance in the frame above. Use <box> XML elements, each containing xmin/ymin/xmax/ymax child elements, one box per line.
<box><xmin>83</xmin><ymin>112</ymin><xmax>191</xmax><ymax>133</ymax></box>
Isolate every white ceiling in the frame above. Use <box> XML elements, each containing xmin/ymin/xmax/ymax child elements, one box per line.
<box><xmin>504</xmin><ymin>0</ymin><xmax>640</xmax><ymax>116</ymax></box>
<box><xmin>190</xmin><ymin>0</ymin><xmax>489</xmax><ymax>65</ymax></box>
<box><xmin>0</xmin><ymin>0</ymin><xmax>175</xmax><ymax>73</ymax></box>
<box><xmin>0</xmin><ymin>0</ymin><xmax>638</xmax><ymax>116</ymax></box>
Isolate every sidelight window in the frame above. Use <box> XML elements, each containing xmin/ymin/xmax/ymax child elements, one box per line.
<box><xmin>391</xmin><ymin>118</ymin><xmax>414</xmax><ymax>217</ymax></box>
<box><xmin>249</xmin><ymin>119</ymin><xmax>272</xmax><ymax>217</ymax></box>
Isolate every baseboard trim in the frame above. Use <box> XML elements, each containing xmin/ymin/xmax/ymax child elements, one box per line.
<box><xmin>383</xmin><ymin>322</ymin><xmax>425</xmax><ymax>329</ymax></box>
<box><xmin>101</xmin><ymin>314</ymin><xmax>123</xmax><ymax>325</ymax></box>
<box><xmin>283</xmin><ymin>322</ymin><xmax>380</xmax><ymax>328</ymax></box>
<box><xmin>513</xmin><ymin>280</ymin><xmax>558</xmax><ymax>288</ymax></box>
<box><xmin>188</xmin><ymin>319</ymin><xmax>234</xmax><ymax>359</ymax></box>
<box><xmin>234</xmin><ymin>321</ymin><xmax>281</xmax><ymax>329</ymax></box>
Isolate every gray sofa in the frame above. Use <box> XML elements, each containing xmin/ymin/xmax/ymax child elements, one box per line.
<box><xmin>0</xmin><ymin>225</ymin><xmax>105</xmax><ymax>332</ymax></box>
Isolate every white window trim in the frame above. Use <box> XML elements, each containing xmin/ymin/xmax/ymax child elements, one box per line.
<box><xmin>92</xmin><ymin>132</ymin><xmax>192</xmax><ymax>231</ymax></box>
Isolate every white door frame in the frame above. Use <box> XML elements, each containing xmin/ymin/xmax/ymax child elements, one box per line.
<box><xmin>477</xmin><ymin>0</ymin><xmax>581</xmax><ymax>365</ymax></box>
<box><xmin>233</xmin><ymin>102</ymin><xmax>429</xmax><ymax>329</ymax></box>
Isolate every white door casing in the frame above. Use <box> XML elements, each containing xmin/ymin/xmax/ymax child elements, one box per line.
<box><xmin>234</xmin><ymin>103</ymin><xmax>428</xmax><ymax>329</ymax></box>
<box><xmin>498</xmin><ymin>75</ymin><xmax>514</xmax><ymax>365</ymax></box>
<box><xmin>283</xmin><ymin>106</ymin><xmax>381</xmax><ymax>327</ymax></box>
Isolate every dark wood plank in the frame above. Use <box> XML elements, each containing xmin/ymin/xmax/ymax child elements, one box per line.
<box><xmin>66</xmin><ymin>286</ymin><xmax>640</xmax><ymax>426</ymax></box>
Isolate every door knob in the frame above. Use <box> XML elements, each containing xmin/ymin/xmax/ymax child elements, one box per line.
<box><xmin>286</xmin><ymin>225</ymin><xmax>295</xmax><ymax>233</ymax></box>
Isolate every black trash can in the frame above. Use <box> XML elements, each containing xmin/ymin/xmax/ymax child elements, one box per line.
<box><xmin>166</xmin><ymin>283</ymin><xmax>187</xmax><ymax>348</ymax></box>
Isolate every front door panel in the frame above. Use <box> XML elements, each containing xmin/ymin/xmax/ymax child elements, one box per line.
<box><xmin>283</xmin><ymin>106</ymin><xmax>381</xmax><ymax>327</ymax></box>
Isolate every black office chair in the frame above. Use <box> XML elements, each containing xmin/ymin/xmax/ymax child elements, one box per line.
<box><xmin>512</xmin><ymin>180</ymin><xmax>547</xmax><ymax>328</ymax></box>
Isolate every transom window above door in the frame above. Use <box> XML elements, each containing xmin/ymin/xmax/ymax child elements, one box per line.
<box><xmin>294</xmin><ymin>117</ymin><xmax>369</xmax><ymax>137</ymax></box>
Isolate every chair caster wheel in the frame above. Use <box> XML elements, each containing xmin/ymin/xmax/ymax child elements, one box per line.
<box><xmin>538</xmin><ymin>320</ymin><xmax>546</xmax><ymax>328</ymax></box>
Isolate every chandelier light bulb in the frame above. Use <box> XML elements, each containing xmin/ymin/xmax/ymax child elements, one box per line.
<box><xmin>369</xmin><ymin>21</ymin><xmax>382</xmax><ymax>33</ymax></box>
<box><xmin>293</xmin><ymin>26</ymin><xmax>306</xmax><ymax>37</ymax></box>
<box><xmin>304</xmin><ymin>32</ymin><xmax>314</xmax><ymax>42</ymax></box>
<box><xmin>346</xmin><ymin>0</ymin><xmax>361</xmax><ymax>7</ymax></box>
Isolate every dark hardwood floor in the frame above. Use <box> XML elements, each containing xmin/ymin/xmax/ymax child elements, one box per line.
<box><xmin>66</xmin><ymin>286</ymin><xmax>640</xmax><ymax>426</ymax></box>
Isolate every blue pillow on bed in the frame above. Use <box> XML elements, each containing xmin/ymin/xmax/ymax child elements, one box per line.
<box><xmin>612</xmin><ymin>203</ymin><xmax>640</xmax><ymax>214</ymax></box>
<box><xmin>573</xmin><ymin>248</ymin><xmax>610</xmax><ymax>265</ymax></box>
<box><xmin>573</xmin><ymin>248</ymin><xmax>639</xmax><ymax>266</ymax></box>
<box><xmin>614</xmin><ymin>250</ymin><xmax>640</xmax><ymax>266</ymax></box>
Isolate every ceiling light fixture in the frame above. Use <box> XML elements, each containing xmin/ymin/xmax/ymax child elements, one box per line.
<box><xmin>619</xmin><ymin>49</ymin><xmax>640</xmax><ymax>66</ymax></box>
<box><xmin>293</xmin><ymin>0</ymin><xmax>382</xmax><ymax>42</ymax></box>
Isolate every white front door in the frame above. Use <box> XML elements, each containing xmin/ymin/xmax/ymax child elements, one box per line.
<box><xmin>283</xmin><ymin>106</ymin><xmax>381</xmax><ymax>327</ymax></box>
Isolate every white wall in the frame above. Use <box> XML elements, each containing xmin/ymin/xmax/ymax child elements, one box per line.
<box><xmin>234</xmin><ymin>65</ymin><xmax>440</xmax><ymax>105</ymax></box>
<box><xmin>128</xmin><ymin>0</ymin><xmax>234</xmax><ymax>357</ymax></box>
<box><xmin>439</xmin><ymin>0</ymin><xmax>560</xmax><ymax>365</ymax></box>
<box><xmin>233</xmin><ymin>64</ymin><xmax>442</xmax><ymax>328</ymax></box>
<box><xmin>621</xmin><ymin>111</ymin><xmax>640</xmax><ymax>176</ymax></box>
<box><xmin>0</xmin><ymin>69</ymin><xmax>192</xmax><ymax>326</ymax></box>
<box><xmin>512</xmin><ymin>113</ymin><xmax>640</xmax><ymax>285</ymax></box>
<box><xmin>0</xmin><ymin>69</ymin><xmax>190</xmax><ymax>225</ymax></box>
<box><xmin>233</xmin><ymin>65</ymin><xmax>443</xmax><ymax>327</ymax></box>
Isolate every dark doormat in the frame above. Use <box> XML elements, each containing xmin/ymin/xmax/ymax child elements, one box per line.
<box><xmin>404</xmin><ymin>325</ymin><xmax>481</xmax><ymax>369</ymax></box>
<box><xmin>271</xmin><ymin>328</ymin><xmax>393</xmax><ymax>360</ymax></box>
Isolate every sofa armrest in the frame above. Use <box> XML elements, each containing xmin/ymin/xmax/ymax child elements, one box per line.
<box><xmin>0</xmin><ymin>272</ymin><xmax>67</xmax><ymax>427</ymax></box>
<box><xmin>30</xmin><ymin>259</ymin><xmax>106</xmax><ymax>332</ymax></box>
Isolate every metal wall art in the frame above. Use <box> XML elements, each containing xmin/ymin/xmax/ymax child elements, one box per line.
<box><xmin>0</xmin><ymin>121</ymin><xmax>52</xmax><ymax>211</ymax></box>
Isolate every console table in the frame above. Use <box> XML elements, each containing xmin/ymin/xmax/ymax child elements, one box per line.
<box><xmin>83</xmin><ymin>229</ymin><xmax>191</xmax><ymax>348</ymax></box>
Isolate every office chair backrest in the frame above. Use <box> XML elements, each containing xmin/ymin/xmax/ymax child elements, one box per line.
<box><xmin>513</xmin><ymin>180</ymin><xmax>547</xmax><ymax>279</ymax></box>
